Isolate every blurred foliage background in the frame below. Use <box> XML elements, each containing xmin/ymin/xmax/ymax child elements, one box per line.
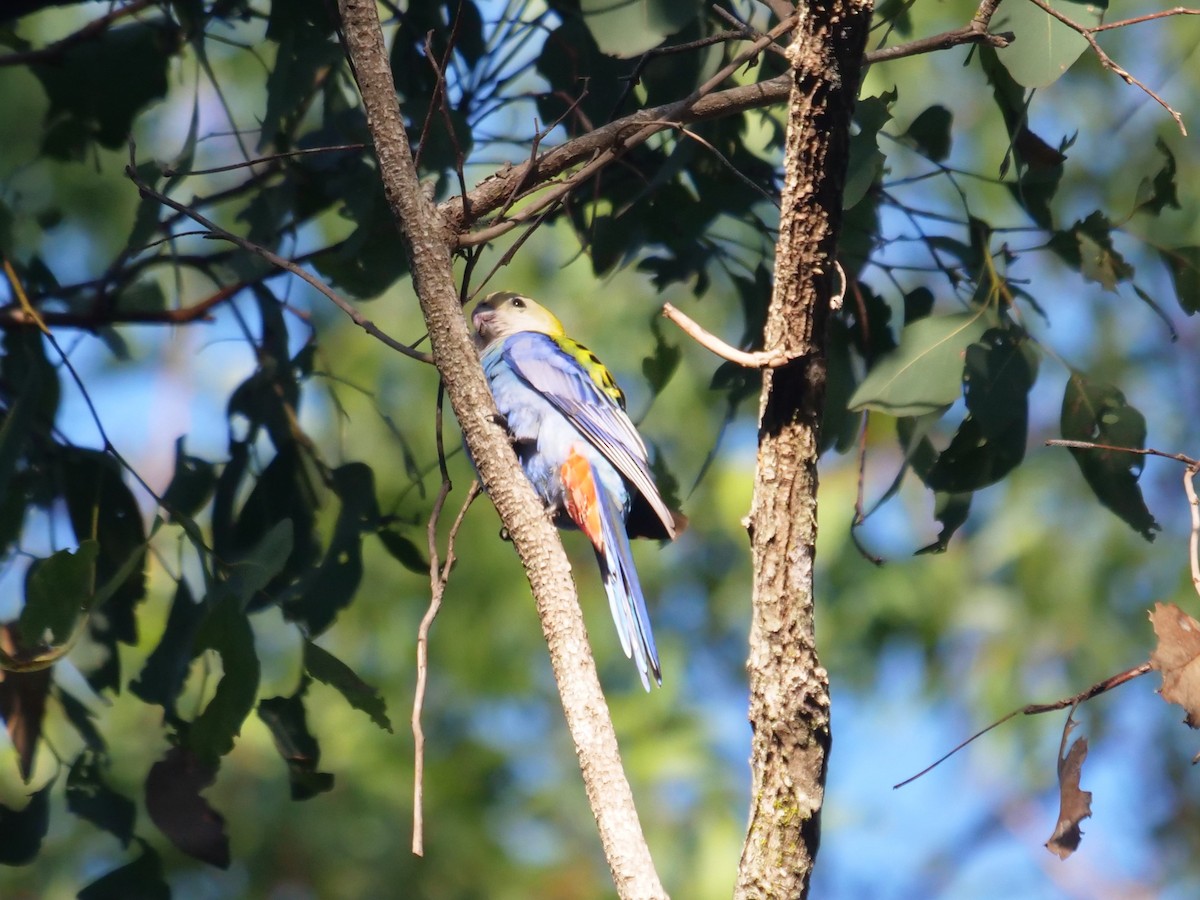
<box><xmin>0</xmin><ymin>0</ymin><xmax>1198</xmax><ymax>898</ymax></box>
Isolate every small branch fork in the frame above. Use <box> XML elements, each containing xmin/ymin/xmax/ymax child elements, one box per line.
<box><xmin>897</xmin><ymin>440</ymin><xmax>1200</xmax><ymax>788</ymax></box>
<box><xmin>412</xmin><ymin>477</ymin><xmax>481</xmax><ymax>856</ymax></box>
<box><xmin>1019</xmin><ymin>0</ymin><xmax>1198</xmax><ymax>135</ymax></box>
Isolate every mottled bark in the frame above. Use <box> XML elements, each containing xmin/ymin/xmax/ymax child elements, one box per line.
<box><xmin>736</xmin><ymin>1</ymin><xmax>873</xmax><ymax>897</ymax></box>
<box><xmin>336</xmin><ymin>2</ymin><xmax>665</xmax><ymax>896</ymax></box>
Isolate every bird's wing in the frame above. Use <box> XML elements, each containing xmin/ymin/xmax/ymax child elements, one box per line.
<box><xmin>501</xmin><ymin>332</ymin><xmax>676</xmax><ymax>539</ymax></box>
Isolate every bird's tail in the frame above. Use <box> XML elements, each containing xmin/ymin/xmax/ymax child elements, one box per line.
<box><xmin>561</xmin><ymin>451</ymin><xmax>661</xmax><ymax>690</ymax></box>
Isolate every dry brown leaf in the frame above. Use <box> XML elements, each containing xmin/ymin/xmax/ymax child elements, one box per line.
<box><xmin>0</xmin><ymin>625</ymin><xmax>52</xmax><ymax>782</ymax></box>
<box><xmin>1149</xmin><ymin>602</ymin><xmax>1200</xmax><ymax>727</ymax></box>
<box><xmin>145</xmin><ymin>746</ymin><xmax>230</xmax><ymax>869</ymax></box>
<box><xmin>1045</xmin><ymin>731</ymin><xmax>1092</xmax><ymax>860</ymax></box>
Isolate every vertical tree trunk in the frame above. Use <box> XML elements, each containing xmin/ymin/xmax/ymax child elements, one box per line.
<box><xmin>736</xmin><ymin>2</ymin><xmax>873</xmax><ymax>897</ymax></box>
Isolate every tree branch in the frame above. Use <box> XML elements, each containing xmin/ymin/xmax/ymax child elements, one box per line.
<box><xmin>441</xmin><ymin>0</ymin><xmax>1012</xmax><ymax>240</ymax></box>
<box><xmin>334</xmin><ymin>2</ymin><xmax>666</xmax><ymax>896</ymax></box>
<box><xmin>123</xmin><ymin>155</ymin><xmax>432</xmax><ymax>364</ymax></box>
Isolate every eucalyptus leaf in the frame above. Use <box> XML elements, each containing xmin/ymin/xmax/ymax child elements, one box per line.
<box><xmin>848</xmin><ymin>312</ymin><xmax>991</xmax><ymax>417</ymax></box>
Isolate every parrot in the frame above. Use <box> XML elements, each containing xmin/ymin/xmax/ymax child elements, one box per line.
<box><xmin>472</xmin><ymin>291</ymin><xmax>680</xmax><ymax>690</ymax></box>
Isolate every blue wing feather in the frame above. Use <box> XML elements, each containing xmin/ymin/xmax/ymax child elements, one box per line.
<box><xmin>499</xmin><ymin>332</ymin><xmax>676</xmax><ymax>538</ymax></box>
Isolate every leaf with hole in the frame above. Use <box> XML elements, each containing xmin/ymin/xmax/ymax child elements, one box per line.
<box><xmin>1059</xmin><ymin>374</ymin><xmax>1158</xmax><ymax>540</ymax></box>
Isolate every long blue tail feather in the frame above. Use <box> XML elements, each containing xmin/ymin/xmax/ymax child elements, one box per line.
<box><xmin>593</xmin><ymin>467</ymin><xmax>661</xmax><ymax>690</ymax></box>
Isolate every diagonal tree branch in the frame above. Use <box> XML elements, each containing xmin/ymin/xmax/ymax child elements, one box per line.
<box><xmin>334</xmin><ymin>1</ymin><xmax>666</xmax><ymax>897</ymax></box>
<box><xmin>440</xmin><ymin>0</ymin><xmax>1010</xmax><ymax>239</ymax></box>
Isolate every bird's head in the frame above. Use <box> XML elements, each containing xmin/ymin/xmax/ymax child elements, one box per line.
<box><xmin>473</xmin><ymin>292</ymin><xmax>565</xmax><ymax>345</ymax></box>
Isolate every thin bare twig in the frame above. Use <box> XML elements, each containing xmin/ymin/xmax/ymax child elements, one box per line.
<box><xmin>662</xmin><ymin>302</ymin><xmax>799</xmax><ymax>368</ymax></box>
<box><xmin>1044</xmin><ymin>439</ymin><xmax>1199</xmax><ymax>468</ymax></box>
<box><xmin>161</xmin><ymin>144</ymin><xmax>365</xmax><ymax>177</ymax></box>
<box><xmin>412</xmin><ymin>477</ymin><xmax>481</xmax><ymax>856</ymax></box>
<box><xmin>124</xmin><ymin>146</ymin><xmax>433</xmax><ymax>364</ymax></box>
<box><xmin>894</xmin><ymin>661</ymin><xmax>1151</xmax><ymax>788</ymax></box>
<box><xmin>866</xmin><ymin>0</ymin><xmax>1010</xmax><ymax>64</ymax></box>
<box><xmin>1090</xmin><ymin>6</ymin><xmax>1200</xmax><ymax>34</ymax></box>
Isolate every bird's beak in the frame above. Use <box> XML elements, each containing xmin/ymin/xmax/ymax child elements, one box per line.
<box><xmin>471</xmin><ymin>299</ymin><xmax>495</xmax><ymax>337</ymax></box>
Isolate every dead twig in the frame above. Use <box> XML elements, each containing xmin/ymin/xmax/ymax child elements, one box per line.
<box><xmin>662</xmin><ymin>302</ymin><xmax>799</xmax><ymax>369</ymax></box>
<box><xmin>412</xmin><ymin>476</ymin><xmax>482</xmax><ymax>856</ymax></box>
<box><xmin>894</xmin><ymin>661</ymin><xmax>1152</xmax><ymax>788</ymax></box>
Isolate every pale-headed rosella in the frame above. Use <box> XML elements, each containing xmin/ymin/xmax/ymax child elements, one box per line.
<box><xmin>472</xmin><ymin>291</ymin><xmax>681</xmax><ymax>689</ymax></box>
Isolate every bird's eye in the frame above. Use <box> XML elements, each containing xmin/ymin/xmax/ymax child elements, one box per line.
<box><xmin>511</xmin><ymin>297</ymin><xmax>525</xmax><ymax>309</ymax></box>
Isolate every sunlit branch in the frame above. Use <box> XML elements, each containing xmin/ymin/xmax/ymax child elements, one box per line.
<box><xmin>662</xmin><ymin>302</ymin><xmax>797</xmax><ymax>369</ymax></box>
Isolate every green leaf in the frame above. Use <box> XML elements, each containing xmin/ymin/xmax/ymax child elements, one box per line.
<box><xmin>642</xmin><ymin>314</ymin><xmax>681</xmax><ymax>399</ymax></box>
<box><xmin>258</xmin><ymin>682</ymin><xmax>334</xmax><ymax>801</ymax></box>
<box><xmin>262</xmin><ymin>27</ymin><xmax>345</xmax><ymax>150</ymax></box>
<box><xmin>820</xmin><ymin>318</ymin><xmax>863</xmax><ymax>454</ymax></box>
<box><xmin>187</xmin><ymin>592</ymin><xmax>261</xmax><ymax>761</ymax></box>
<box><xmin>916</xmin><ymin>493</ymin><xmax>972</xmax><ymax>554</ymax></box>
<box><xmin>130</xmin><ymin>580</ymin><xmax>206</xmax><ymax>716</ymax></box>
<box><xmin>145</xmin><ymin>746</ymin><xmax>230</xmax><ymax>868</ymax></box>
<box><xmin>31</xmin><ymin>23</ymin><xmax>173</xmax><ymax>157</ymax></box>
<box><xmin>66</xmin><ymin>749</ymin><xmax>136</xmax><ymax>846</ymax></box>
<box><xmin>1060</xmin><ymin>374</ymin><xmax>1159</xmax><ymax>540</ymax></box>
<box><xmin>59</xmin><ymin>449</ymin><xmax>147</xmax><ymax>692</ymax></box>
<box><xmin>977</xmin><ymin>47</ymin><xmax>1066</xmax><ymax>229</ymax></box>
<box><xmin>1075</xmin><ymin>232</ymin><xmax>1131</xmax><ymax>292</ymax></box>
<box><xmin>1161</xmin><ymin>246</ymin><xmax>1200</xmax><ymax>315</ymax></box>
<box><xmin>378</xmin><ymin>528</ymin><xmax>429</xmax><ymax>574</ymax></box>
<box><xmin>57</xmin><ymin>689</ymin><xmax>105</xmax><ymax>755</ymax></box>
<box><xmin>77</xmin><ymin>840</ymin><xmax>170</xmax><ymax>900</ymax></box>
<box><xmin>1133</xmin><ymin>138</ymin><xmax>1179</xmax><ymax>216</ymax></box>
<box><xmin>283</xmin><ymin>464</ymin><xmax>376</xmax><ymax>635</ymax></box>
<box><xmin>20</xmin><ymin>541</ymin><xmax>99</xmax><ymax>645</ymax></box>
<box><xmin>1050</xmin><ymin>212</ymin><xmax>1133</xmax><ymax>292</ymax></box>
<box><xmin>963</xmin><ymin>329</ymin><xmax>1039</xmax><ymax>436</ymax></box>
<box><xmin>995</xmin><ymin>0</ymin><xmax>1101</xmax><ymax>88</ymax></box>
<box><xmin>848</xmin><ymin>312</ymin><xmax>991</xmax><ymax>417</ymax></box>
<box><xmin>303</xmin><ymin>641</ymin><xmax>393</xmax><ymax>733</ymax></box>
<box><xmin>116</xmin><ymin>280</ymin><xmax>165</xmax><ymax>314</ymax></box>
<box><xmin>926</xmin><ymin>415</ymin><xmax>1026</xmax><ymax>492</ymax></box>
<box><xmin>579</xmin><ymin>0</ymin><xmax>701</xmax><ymax>58</ymax></box>
<box><xmin>0</xmin><ymin>347</ymin><xmax>43</xmax><ymax>513</ymax></box>
<box><xmin>223</xmin><ymin>518</ymin><xmax>294</xmax><ymax>610</ymax></box>
<box><xmin>844</xmin><ymin>91</ymin><xmax>895</xmax><ymax>210</ymax></box>
<box><xmin>904</xmin><ymin>105</ymin><xmax>953</xmax><ymax>162</ymax></box>
<box><xmin>0</xmin><ymin>779</ymin><xmax>52</xmax><ymax>865</ymax></box>
<box><xmin>161</xmin><ymin>438</ymin><xmax>216</xmax><ymax>522</ymax></box>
